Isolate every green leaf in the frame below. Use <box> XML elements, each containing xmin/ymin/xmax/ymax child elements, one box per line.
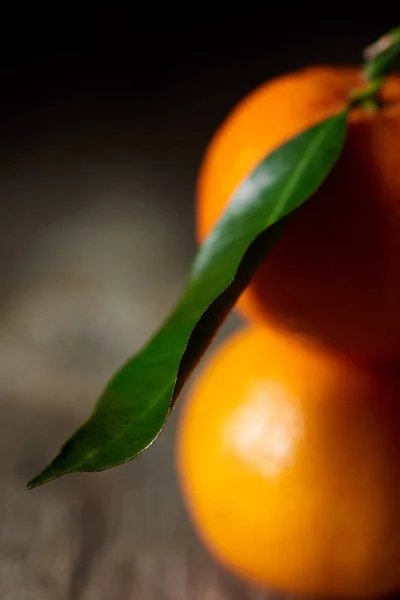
<box><xmin>27</xmin><ymin>111</ymin><xmax>347</xmax><ymax>489</ymax></box>
<box><xmin>363</xmin><ymin>25</ymin><xmax>400</xmax><ymax>81</ymax></box>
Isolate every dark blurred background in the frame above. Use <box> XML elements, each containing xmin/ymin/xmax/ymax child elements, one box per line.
<box><xmin>0</xmin><ymin>10</ymin><xmax>397</xmax><ymax>599</ymax></box>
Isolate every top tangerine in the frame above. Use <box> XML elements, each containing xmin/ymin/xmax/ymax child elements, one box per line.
<box><xmin>196</xmin><ymin>66</ymin><xmax>400</xmax><ymax>364</ymax></box>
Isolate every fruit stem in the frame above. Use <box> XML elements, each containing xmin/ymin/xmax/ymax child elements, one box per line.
<box><xmin>349</xmin><ymin>78</ymin><xmax>383</xmax><ymax>110</ymax></box>
<box><xmin>350</xmin><ymin>26</ymin><xmax>400</xmax><ymax>110</ymax></box>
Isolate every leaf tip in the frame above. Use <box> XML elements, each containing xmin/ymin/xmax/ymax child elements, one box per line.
<box><xmin>26</xmin><ymin>455</ymin><xmax>74</xmax><ymax>490</ymax></box>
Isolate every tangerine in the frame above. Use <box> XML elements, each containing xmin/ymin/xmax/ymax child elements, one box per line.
<box><xmin>175</xmin><ymin>325</ymin><xmax>400</xmax><ymax>599</ymax></box>
<box><xmin>196</xmin><ymin>66</ymin><xmax>400</xmax><ymax>364</ymax></box>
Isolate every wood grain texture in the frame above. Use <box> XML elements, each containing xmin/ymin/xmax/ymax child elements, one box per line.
<box><xmin>1</xmin><ymin>399</ymin><xmax>282</xmax><ymax>599</ymax></box>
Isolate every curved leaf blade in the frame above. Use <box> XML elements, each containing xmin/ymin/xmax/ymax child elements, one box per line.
<box><xmin>28</xmin><ymin>111</ymin><xmax>347</xmax><ymax>489</ymax></box>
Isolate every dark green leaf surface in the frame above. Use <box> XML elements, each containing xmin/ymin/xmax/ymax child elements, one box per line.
<box><xmin>28</xmin><ymin>111</ymin><xmax>347</xmax><ymax>489</ymax></box>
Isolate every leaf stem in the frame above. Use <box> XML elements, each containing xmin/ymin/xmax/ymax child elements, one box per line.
<box><xmin>351</xmin><ymin>26</ymin><xmax>400</xmax><ymax>110</ymax></box>
<box><xmin>363</xmin><ymin>26</ymin><xmax>400</xmax><ymax>79</ymax></box>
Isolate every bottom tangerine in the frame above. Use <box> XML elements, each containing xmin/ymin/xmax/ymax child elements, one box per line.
<box><xmin>175</xmin><ymin>325</ymin><xmax>400</xmax><ymax>599</ymax></box>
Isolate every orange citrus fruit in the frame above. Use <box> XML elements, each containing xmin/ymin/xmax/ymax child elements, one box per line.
<box><xmin>175</xmin><ymin>325</ymin><xmax>400</xmax><ymax>599</ymax></box>
<box><xmin>196</xmin><ymin>66</ymin><xmax>400</xmax><ymax>364</ymax></box>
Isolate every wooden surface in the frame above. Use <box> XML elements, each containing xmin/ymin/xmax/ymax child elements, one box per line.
<box><xmin>2</xmin><ymin>396</ymin><xmax>277</xmax><ymax>600</ymax></box>
<box><xmin>0</xmin><ymin>105</ymin><xmax>281</xmax><ymax>599</ymax></box>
